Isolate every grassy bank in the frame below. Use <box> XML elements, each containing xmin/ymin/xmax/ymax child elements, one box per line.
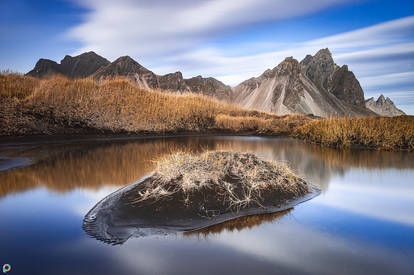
<box><xmin>294</xmin><ymin>116</ymin><xmax>414</xmax><ymax>151</ymax></box>
<box><xmin>1</xmin><ymin>73</ymin><xmax>413</xmax><ymax>151</ymax></box>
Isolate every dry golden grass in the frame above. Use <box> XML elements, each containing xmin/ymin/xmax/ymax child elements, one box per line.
<box><xmin>295</xmin><ymin>116</ymin><xmax>414</xmax><ymax>150</ymax></box>
<box><xmin>0</xmin><ymin>73</ymin><xmax>39</xmax><ymax>99</ymax></box>
<box><xmin>127</xmin><ymin>151</ymin><xmax>310</xmax><ymax>212</ymax></box>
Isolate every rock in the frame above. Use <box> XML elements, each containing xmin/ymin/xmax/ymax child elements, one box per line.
<box><xmin>27</xmin><ymin>59</ymin><xmax>63</xmax><ymax>77</ymax></box>
<box><xmin>365</xmin><ymin>95</ymin><xmax>406</xmax><ymax>117</ymax></box>
<box><xmin>184</xmin><ymin>75</ymin><xmax>233</xmax><ymax>100</ymax></box>
<box><xmin>93</xmin><ymin>56</ymin><xmax>159</xmax><ymax>88</ymax></box>
<box><xmin>59</xmin><ymin>51</ymin><xmax>110</xmax><ymax>78</ymax></box>
<box><xmin>27</xmin><ymin>52</ymin><xmax>109</xmax><ymax>78</ymax></box>
<box><xmin>300</xmin><ymin>48</ymin><xmax>336</xmax><ymax>93</ymax></box>
<box><xmin>330</xmin><ymin>65</ymin><xmax>365</xmax><ymax>106</ymax></box>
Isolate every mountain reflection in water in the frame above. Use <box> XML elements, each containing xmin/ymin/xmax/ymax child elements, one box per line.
<box><xmin>0</xmin><ymin>136</ymin><xmax>413</xmax><ymax>198</ymax></box>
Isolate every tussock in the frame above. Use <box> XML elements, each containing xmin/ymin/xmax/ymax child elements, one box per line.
<box><xmin>125</xmin><ymin>151</ymin><xmax>310</xmax><ymax>215</ymax></box>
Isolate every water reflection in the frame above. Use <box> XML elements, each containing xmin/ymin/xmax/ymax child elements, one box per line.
<box><xmin>184</xmin><ymin>209</ymin><xmax>292</xmax><ymax>238</ymax></box>
<box><xmin>1</xmin><ymin>136</ymin><xmax>413</xmax><ymax>275</ymax></box>
<box><xmin>0</xmin><ymin>136</ymin><xmax>413</xmax><ymax>198</ymax></box>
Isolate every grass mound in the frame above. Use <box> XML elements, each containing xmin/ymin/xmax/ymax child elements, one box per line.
<box><xmin>123</xmin><ymin>151</ymin><xmax>310</xmax><ymax>216</ymax></box>
<box><xmin>83</xmin><ymin>151</ymin><xmax>318</xmax><ymax>244</ymax></box>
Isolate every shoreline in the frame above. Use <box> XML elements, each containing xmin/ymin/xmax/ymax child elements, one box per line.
<box><xmin>1</xmin><ymin>133</ymin><xmax>413</xmax><ymax>174</ymax></box>
<box><xmin>2</xmin><ymin>130</ymin><xmax>413</xmax><ymax>151</ymax></box>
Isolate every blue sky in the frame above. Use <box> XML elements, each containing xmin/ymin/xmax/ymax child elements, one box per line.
<box><xmin>1</xmin><ymin>0</ymin><xmax>414</xmax><ymax>114</ymax></box>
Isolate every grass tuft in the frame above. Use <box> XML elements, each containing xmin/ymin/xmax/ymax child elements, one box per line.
<box><xmin>126</xmin><ymin>151</ymin><xmax>310</xmax><ymax>214</ymax></box>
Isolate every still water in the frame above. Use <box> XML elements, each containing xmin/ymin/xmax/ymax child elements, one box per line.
<box><xmin>0</xmin><ymin>136</ymin><xmax>413</xmax><ymax>275</ymax></box>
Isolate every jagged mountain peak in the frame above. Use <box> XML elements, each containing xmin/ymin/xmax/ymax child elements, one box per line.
<box><xmin>112</xmin><ymin>56</ymin><xmax>146</xmax><ymax>68</ymax></box>
<box><xmin>61</xmin><ymin>51</ymin><xmax>102</xmax><ymax>61</ymax></box>
<box><xmin>314</xmin><ymin>48</ymin><xmax>333</xmax><ymax>58</ymax></box>
<box><xmin>275</xmin><ymin>57</ymin><xmax>300</xmax><ymax>73</ymax></box>
<box><xmin>27</xmin><ymin>51</ymin><xmax>110</xmax><ymax>78</ymax></box>
<box><xmin>94</xmin><ymin>55</ymin><xmax>152</xmax><ymax>80</ymax></box>
<box><xmin>27</xmin><ymin>59</ymin><xmax>62</xmax><ymax>77</ymax></box>
<box><xmin>300</xmin><ymin>49</ymin><xmax>336</xmax><ymax>93</ymax></box>
<box><xmin>377</xmin><ymin>94</ymin><xmax>386</xmax><ymax>103</ymax></box>
<box><xmin>233</xmin><ymin>48</ymin><xmax>375</xmax><ymax>117</ymax></box>
<box><xmin>366</xmin><ymin>94</ymin><xmax>405</xmax><ymax>117</ymax></box>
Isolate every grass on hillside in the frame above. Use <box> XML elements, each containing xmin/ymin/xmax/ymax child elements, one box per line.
<box><xmin>1</xmin><ymin>73</ymin><xmax>413</xmax><ymax>151</ymax></box>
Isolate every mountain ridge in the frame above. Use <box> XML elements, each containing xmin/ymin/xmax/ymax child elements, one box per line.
<box><xmin>233</xmin><ymin>49</ymin><xmax>375</xmax><ymax>117</ymax></box>
<box><xmin>365</xmin><ymin>95</ymin><xmax>405</xmax><ymax>116</ymax></box>
<box><xmin>27</xmin><ymin>49</ymin><xmax>405</xmax><ymax>117</ymax></box>
<box><xmin>28</xmin><ymin>52</ymin><xmax>232</xmax><ymax>101</ymax></box>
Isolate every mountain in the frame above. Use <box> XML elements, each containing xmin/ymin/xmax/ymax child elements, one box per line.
<box><xmin>28</xmin><ymin>53</ymin><xmax>232</xmax><ymax>100</ymax></box>
<box><xmin>59</xmin><ymin>52</ymin><xmax>111</xmax><ymax>78</ymax></box>
<box><xmin>233</xmin><ymin>49</ymin><xmax>374</xmax><ymax>117</ymax></box>
<box><xmin>365</xmin><ymin>95</ymin><xmax>405</xmax><ymax>117</ymax></box>
<box><xmin>27</xmin><ymin>51</ymin><xmax>110</xmax><ymax>78</ymax></box>
<box><xmin>93</xmin><ymin>56</ymin><xmax>232</xmax><ymax>100</ymax></box>
<box><xmin>300</xmin><ymin>49</ymin><xmax>365</xmax><ymax>107</ymax></box>
<box><xmin>27</xmin><ymin>59</ymin><xmax>63</xmax><ymax>77</ymax></box>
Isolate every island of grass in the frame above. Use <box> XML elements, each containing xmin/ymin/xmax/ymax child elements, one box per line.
<box><xmin>83</xmin><ymin>151</ymin><xmax>320</xmax><ymax>244</ymax></box>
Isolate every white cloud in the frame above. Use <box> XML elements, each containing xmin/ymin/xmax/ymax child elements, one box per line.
<box><xmin>69</xmin><ymin>0</ymin><xmax>356</xmax><ymax>60</ymax></box>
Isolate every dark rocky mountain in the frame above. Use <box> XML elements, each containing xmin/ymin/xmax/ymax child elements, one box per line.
<box><xmin>300</xmin><ymin>49</ymin><xmax>365</xmax><ymax>107</ymax></box>
<box><xmin>184</xmin><ymin>76</ymin><xmax>233</xmax><ymax>99</ymax></box>
<box><xmin>28</xmin><ymin>53</ymin><xmax>232</xmax><ymax>100</ymax></box>
<box><xmin>27</xmin><ymin>51</ymin><xmax>110</xmax><ymax>78</ymax></box>
<box><xmin>59</xmin><ymin>52</ymin><xmax>110</xmax><ymax>78</ymax></box>
<box><xmin>233</xmin><ymin>49</ymin><xmax>375</xmax><ymax>117</ymax></box>
<box><xmin>27</xmin><ymin>59</ymin><xmax>63</xmax><ymax>77</ymax></box>
<box><xmin>365</xmin><ymin>95</ymin><xmax>405</xmax><ymax>116</ymax></box>
<box><xmin>93</xmin><ymin>56</ymin><xmax>232</xmax><ymax>100</ymax></box>
<box><xmin>93</xmin><ymin>56</ymin><xmax>160</xmax><ymax>89</ymax></box>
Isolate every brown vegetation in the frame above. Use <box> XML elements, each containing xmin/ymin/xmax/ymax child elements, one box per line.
<box><xmin>1</xmin><ymin>73</ymin><xmax>412</xmax><ymax>151</ymax></box>
<box><xmin>123</xmin><ymin>151</ymin><xmax>310</xmax><ymax>214</ymax></box>
<box><xmin>295</xmin><ymin>116</ymin><xmax>414</xmax><ymax>150</ymax></box>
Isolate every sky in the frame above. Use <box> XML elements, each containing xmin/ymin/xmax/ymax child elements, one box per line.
<box><xmin>1</xmin><ymin>0</ymin><xmax>414</xmax><ymax>114</ymax></box>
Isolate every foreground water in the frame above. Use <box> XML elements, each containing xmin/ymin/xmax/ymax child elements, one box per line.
<box><xmin>0</xmin><ymin>136</ymin><xmax>413</xmax><ymax>275</ymax></box>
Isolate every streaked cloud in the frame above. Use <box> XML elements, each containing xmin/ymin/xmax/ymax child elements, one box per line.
<box><xmin>67</xmin><ymin>2</ymin><xmax>414</xmax><ymax>114</ymax></box>
<box><xmin>69</xmin><ymin>0</ymin><xmax>356</xmax><ymax>59</ymax></box>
